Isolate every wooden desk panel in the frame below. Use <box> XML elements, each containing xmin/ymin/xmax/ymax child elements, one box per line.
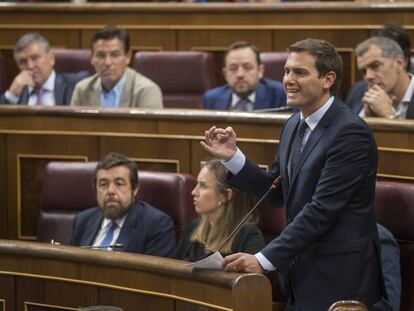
<box><xmin>0</xmin><ymin>240</ymin><xmax>274</xmax><ymax>311</ymax></box>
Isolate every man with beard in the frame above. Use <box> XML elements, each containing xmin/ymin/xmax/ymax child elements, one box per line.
<box><xmin>203</xmin><ymin>41</ymin><xmax>286</xmax><ymax>111</ymax></box>
<box><xmin>346</xmin><ymin>36</ymin><xmax>414</xmax><ymax>119</ymax></box>
<box><xmin>70</xmin><ymin>152</ymin><xmax>175</xmax><ymax>257</ymax></box>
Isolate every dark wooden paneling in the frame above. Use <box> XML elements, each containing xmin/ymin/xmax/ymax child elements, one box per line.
<box><xmin>17</xmin><ymin>277</ymin><xmax>99</xmax><ymax>310</ymax></box>
<box><xmin>6</xmin><ymin>134</ymin><xmax>99</xmax><ymax>239</ymax></box>
<box><xmin>0</xmin><ymin>275</ymin><xmax>15</xmax><ymax>311</ymax></box>
<box><xmin>0</xmin><ymin>135</ymin><xmax>6</xmax><ymax>239</ymax></box>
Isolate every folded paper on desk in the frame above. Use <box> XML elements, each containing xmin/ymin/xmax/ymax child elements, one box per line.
<box><xmin>186</xmin><ymin>251</ymin><xmax>224</xmax><ymax>270</ymax></box>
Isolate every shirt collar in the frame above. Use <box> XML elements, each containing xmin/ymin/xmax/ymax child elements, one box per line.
<box><xmin>231</xmin><ymin>92</ymin><xmax>256</xmax><ymax>109</ymax></box>
<box><xmin>101</xmin><ymin>214</ymin><xmax>127</xmax><ymax>229</ymax></box>
<box><xmin>28</xmin><ymin>70</ymin><xmax>56</xmax><ymax>94</ymax></box>
<box><xmin>300</xmin><ymin>96</ymin><xmax>334</xmax><ymax>131</ymax></box>
<box><xmin>101</xmin><ymin>72</ymin><xmax>127</xmax><ymax>98</ymax></box>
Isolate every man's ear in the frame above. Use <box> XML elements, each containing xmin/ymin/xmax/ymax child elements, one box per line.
<box><xmin>258</xmin><ymin>63</ymin><xmax>265</xmax><ymax>79</ymax></box>
<box><xmin>323</xmin><ymin>71</ymin><xmax>337</xmax><ymax>91</ymax></box>
<box><xmin>133</xmin><ymin>184</ymin><xmax>140</xmax><ymax>198</ymax></box>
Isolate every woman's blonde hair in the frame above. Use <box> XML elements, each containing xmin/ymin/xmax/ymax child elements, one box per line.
<box><xmin>191</xmin><ymin>159</ymin><xmax>259</xmax><ymax>254</ymax></box>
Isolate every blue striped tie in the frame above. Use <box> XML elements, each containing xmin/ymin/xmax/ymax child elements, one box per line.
<box><xmin>100</xmin><ymin>221</ymin><xmax>117</xmax><ymax>247</ymax></box>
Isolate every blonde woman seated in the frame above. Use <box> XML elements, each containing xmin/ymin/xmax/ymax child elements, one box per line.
<box><xmin>174</xmin><ymin>159</ymin><xmax>265</xmax><ymax>262</ymax></box>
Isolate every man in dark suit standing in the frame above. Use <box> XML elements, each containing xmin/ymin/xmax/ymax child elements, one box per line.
<box><xmin>201</xmin><ymin>39</ymin><xmax>383</xmax><ymax>310</ymax></box>
<box><xmin>346</xmin><ymin>36</ymin><xmax>414</xmax><ymax>119</ymax></box>
<box><xmin>0</xmin><ymin>32</ymin><xmax>86</xmax><ymax>105</ymax></box>
<box><xmin>203</xmin><ymin>41</ymin><xmax>286</xmax><ymax>111</ymax></box>
<box><xmin>70</xmin><ymin>152</ymin><xmax>175</xmax><ymax>257</ymax></box>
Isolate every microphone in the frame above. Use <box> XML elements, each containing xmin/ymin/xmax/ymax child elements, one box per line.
<box><xmin>80</xmin><ymin>243</ymin><xmax>125</xmax><ymax>249</ymax></box>
<box><xmin>217</xmin><ymin>175</ymin><xmax>283</xmax><ymax>252</ymax></box>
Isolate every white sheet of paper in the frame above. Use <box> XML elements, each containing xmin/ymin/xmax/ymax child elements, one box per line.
<box><xmin>186</xmin><ymin>251</ymin><xmax>224</xmax><ymax>270</ymax></box>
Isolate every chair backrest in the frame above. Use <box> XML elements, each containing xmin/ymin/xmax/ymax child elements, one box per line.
<box><xmin>0</xmin><ymin>53</ymin><xmax>8</xmax><ymax>93</ymax></box>
<box><xmin>327</xmin><ymin>300</ymin><xmax>368</xmax><ymax>311</ymax></box>
<box><xmin>260</xmin><ymin>52</ymin><xmax>288</xmax><ymax>82</ymax></box>
<box><xmin>375</xmin><ymin>180</ymin><xmax>414</xmax><ymax>311</ymax></box>
<box><xmin>52</xmin><ymin>48</ymin><xmax>94</xmax><ymax>74</ymax></box>
<box><xmin>132</xmin><ymin>51</ymin><xmax>217</xmax><ymax>109</ymax></box>
<box><xmin>258</xmin><ymin>203</ymin><xmax>286</xmax><ymax>244</ymax></box>
<box><xmin>37</xmin><ymin>161</ymin><xmax>197</xmax><ymax>245</ymax></box>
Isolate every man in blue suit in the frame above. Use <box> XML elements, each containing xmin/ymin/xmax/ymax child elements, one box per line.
<box><xmin>203</xmin><ymin>41</ymin><xmax>286</xmax><ymax>112</ymax></box>
<box><xmin>70</xmin><ymin>152</ymin><xmax>175</xmax><ymax>257</ymax></box>
<box><xmin>201</xmin><ymin>39</ymin><xmax>384</xmax><ymax>310</ymax></box>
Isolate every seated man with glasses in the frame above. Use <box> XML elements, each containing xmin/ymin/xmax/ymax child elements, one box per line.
<box><xmin>71</xmin><ymin>25</ymin><xmax>163</xmax><ymax>108</ymax></box>
<box><xmin>70</xmin><ymin>152</ymin><xmax>175</xmax><ymax>257</ymax></box>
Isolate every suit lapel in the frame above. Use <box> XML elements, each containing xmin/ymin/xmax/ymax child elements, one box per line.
<box><xmin>280</xmin><ymin>114</ymin><xmax>300</xmax><ymax>187</ymax></box>
<box><xmin>253</xmin><ymin>82</ymin><xmax>268</xmax><ymax>110</ymax></box>
<box><xmin>120</xmin><ymin>68</ymin><xmax>132</xmax><ymax>107</ymax></box>
<box><xmin>53</xmin><ymin>74</ymin><xmax>66</xmax><ymax>106</ymax></box>
<box><xmin>18</xmin><ymin>87</ymin><xmax>30</xmax><ymax>105</ymax></box>
<box><xmin>83</xmin><ymin>213</ymin><xmax>102</xmax><ymax>246</ymax></box>
<box><xmin>287</xmin><ymin>100</ymin><xmax>338</xmax><ymax>197</ymax></box>
<box><xmin>116</xmin><ymin>203</ymin><xmax>141</xmax><ymax>251</ymax></box>
<box><xmin>406</xmin><ymin>95</ymin><xmax>414</xmax><ymax>119</ymax></box>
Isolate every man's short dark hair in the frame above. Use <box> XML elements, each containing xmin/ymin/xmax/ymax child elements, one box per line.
<box><xmin>91</xmin><ymin>25</ymin><xmax>130</xmax><ymax>54</ymax></box>
<box><xmin>93</xmin><ymin>152</ymin><xmax>138</xmax><ymax>190</ymax></box>
<box><xmin>224</xmin><ymin>41</ymin><xmax>261</xmax><ymax>66</ymax></box>
<box><xmin>288</xmin><ymin>38</ymin><xmax>343</xmax><ymax>95</ymax></box>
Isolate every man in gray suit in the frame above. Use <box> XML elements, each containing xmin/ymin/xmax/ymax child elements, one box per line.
<box><xmin>0</xmin><ymin>32</ymin><xmax>85</xmax><ymax>106</ymax></box>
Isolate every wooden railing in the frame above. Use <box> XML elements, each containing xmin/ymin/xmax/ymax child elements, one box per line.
<box><xmin>0</xmin><ymin>239</ymin><xmax>275</xmax><ymax>311</ymax></box>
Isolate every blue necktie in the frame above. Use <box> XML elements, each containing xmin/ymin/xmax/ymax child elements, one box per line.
<box><xmin>289</xmin><ymin>119</ymin><xmax>308</xmax><ymax>180</ymax></box>
<box><xmin>100</xmin><ymin>221</ymin><xmax>117</xmax><ymax>247</ymax></box>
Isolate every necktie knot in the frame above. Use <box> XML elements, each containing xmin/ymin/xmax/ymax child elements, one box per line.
<box><xmin>231</xmin><ymin>98</ymin><xmax>251</xmax><ymax>111</ymax></box>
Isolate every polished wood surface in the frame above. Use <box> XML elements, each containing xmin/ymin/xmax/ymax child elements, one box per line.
<box><xmin>0</xmin><ymin>239</ymin><xmax>274</xmax><ymax>311</ymax></box>
<box><xmin>1</xmin><ymin>2</ymin><xmax>414</xmax><ymax>99</ymax></box>
<box><xmin>0</xmin><ymin>106</ymin><xmax>413</xmax><ymax>240</ymax></box>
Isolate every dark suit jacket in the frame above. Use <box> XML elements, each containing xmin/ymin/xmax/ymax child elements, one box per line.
<box><xmin>345</xmin><ymin>79</ymin><xmax>414</xmax><ymax>119</ymax></box>
<box><xmin>0</xmin><ymin>71</ymin><xmax>88</xmax><ymax>105</ymax></box>
<box><xmin>70</xmin><ymin>201</ymin><xmax>176</xmax><ymax>258</ymax></box>
<box><xmin>203</xmin><ymin>78</ymin><xmax>287</xmax><ymax>111</ymax></box>
<box><xmin>229</xmin><ymin>98</ymin><xmax>382</xmax><ymax>310</ymax></box>
<box><xmin>372</xmin><ymin>224</ymin><xmax>401</xmax><ymax>311</ymax></box>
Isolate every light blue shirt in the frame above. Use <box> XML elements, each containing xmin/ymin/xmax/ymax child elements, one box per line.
<box><xmin>223</xmin><ymin>96</ymin><xmax>335</xmax><ymax>271</ymax></box>
<box><xmin>100</xmin><ymin>73</ymin><xmax>127</xmax><ymax>107</ymax></box>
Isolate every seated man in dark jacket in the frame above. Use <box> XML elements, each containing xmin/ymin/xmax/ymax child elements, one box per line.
<box><xmin>0</xmin><ymin>32</ymin><xmax>86</xmax><ymax>106</ymax></box>
<box><xmin>70</xmin><ymin>152</ymin><xmax>175</xmax><ymax>257</ymax></box>
<box><xmin>203</xmin><ymin>41</ymin><xmax>287</xmax><ymax>112</ymax></box>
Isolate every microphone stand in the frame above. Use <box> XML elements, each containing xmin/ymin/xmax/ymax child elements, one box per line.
<box><xmin>217</xmin><ymin>175</ymin><xmax>283</xmax><ymax>252</ymax></box>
